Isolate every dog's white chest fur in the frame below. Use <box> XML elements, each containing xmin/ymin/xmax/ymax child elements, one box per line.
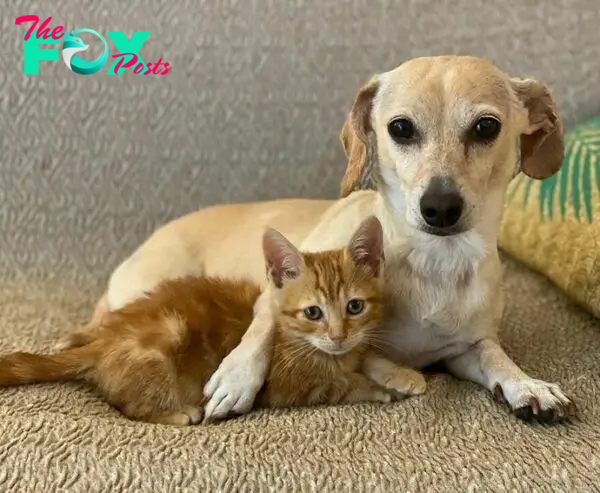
<box><xmin>380</xmin><ymin>231</ymin><xmax>491</xmax><ymax>368</ymax></box>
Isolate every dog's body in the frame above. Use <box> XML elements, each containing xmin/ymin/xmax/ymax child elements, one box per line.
<box><xmin>63</xmin><ymin>56</ymin><xmax>573</xmax><ymax>422</ymax></box>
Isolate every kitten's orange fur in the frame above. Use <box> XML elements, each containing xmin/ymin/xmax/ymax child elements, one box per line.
<box><xmin>0</xmin><ymin>217</ymin><xmax>425</xmax><ymax>425</ymax></box>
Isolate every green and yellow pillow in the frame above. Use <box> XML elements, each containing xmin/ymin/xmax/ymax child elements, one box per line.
<box><xmin>500</xmin><ymin>115</ymin><xmax>600</xmax><ymax>318</ymax></box>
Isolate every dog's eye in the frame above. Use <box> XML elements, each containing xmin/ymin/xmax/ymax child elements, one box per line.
<box><xmin>472</xmin><ymin>117</ymin><xmax>501</xmax><ymax>141</ymax></box>
<box><xmin>303</xmin><ymin>306</ymin><xmax>323</xmax><ymax>321</ymax></box>
<box><xmin>388</xmin><ymin>118</ymin><xmax>416</xmax><ymax>142</ymax></box>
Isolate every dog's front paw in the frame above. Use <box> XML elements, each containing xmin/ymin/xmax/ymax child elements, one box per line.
<box><xmin>203</xmin><ymin>340</ymin><xmax>269</xmax><ymax>420</ymax></box>
<box><xmin>494</xmin><ymin>379</ymin><xmax>575</xmax><ymax>423</ymax></box>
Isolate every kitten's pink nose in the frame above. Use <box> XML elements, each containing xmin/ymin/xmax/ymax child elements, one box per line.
<box><xmin>329</xmin><ymin>336</ymin><xmax>345</xmax><ymax>349</ymax></box>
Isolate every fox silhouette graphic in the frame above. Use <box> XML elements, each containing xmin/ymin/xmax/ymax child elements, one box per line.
<box><xmin>61</xmin><ymin>29</ymin><xmax>108</xmax><ymax>75</ymax></box>
<box><xmin>61</xmin><ymin>32</ymin><xmax>88</xmax><ymax>68</ymax></box>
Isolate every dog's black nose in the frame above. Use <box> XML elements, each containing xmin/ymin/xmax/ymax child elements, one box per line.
<box><xmin>420</xmin><ymin>178</ymin><xmax>464</xmax><ymax>229</ymax></box>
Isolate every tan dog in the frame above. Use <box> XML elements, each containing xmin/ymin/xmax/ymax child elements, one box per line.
<box><xmin>60</xmin><ymin>56</ymin><xmax>573</xmax><ymax>423</ymax></box>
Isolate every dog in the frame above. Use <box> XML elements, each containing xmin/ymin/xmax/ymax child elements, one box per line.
<box><xmin>59</xmin><ymin>55</ymin><xmax>573</xmax><ymax>423</ymax></box>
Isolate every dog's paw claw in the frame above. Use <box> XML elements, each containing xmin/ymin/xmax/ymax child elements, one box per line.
<box><xmin>514</xmin><ymin>400</ymin><xmax>572</xmax><ymax>423</ymax></box>
<box><xmin>493</xmin><ymin>383</ymin><xmax>506</xmax><ymax>403</ymax></box>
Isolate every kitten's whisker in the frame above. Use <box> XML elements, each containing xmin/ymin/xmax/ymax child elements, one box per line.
<box><xmin>298</xmin><ymin>345</ymin><xmax>320</xmax><ymax>375</ymax></box>
<box><xmin>272</xmin><ymin>340</ymin><xmax>311</xmax><ymax>363</ymax></box>
<box><xmin>273</xmin><ymin>338</ymin><xmax>303</xmax><ymax>350</ymax></box>
<box><xmin>364</xmin><ymin>335</ymin><xmax>389</xmax><ymax>345</ymax></box>
<box><xmin>364</xmin><ymin>337</ymin><xmax>387</xmax><ymax>347</ymax></box>
<box><xmin>364</xmin><ymin>328</ymin><xmax>390</xmax><ymax>337</ymax></box>
<box><xmin>364</xmin><ymin>334</ymin><xmax>389</xmax><ymax>343</ymax></box>
<box><xmin>272</xmin><ymin>340</ymin><xmax>313</xmax><ymax>375</ymax></box>
<box><xmin>363</xmin><ymin>335</ymin><xmax>392</xmax><ymax>353</ymax></box>
<box><xmin>363</xmin><ymin>330</ymin><xmax>391</xmax><ymax>341</ymax></box>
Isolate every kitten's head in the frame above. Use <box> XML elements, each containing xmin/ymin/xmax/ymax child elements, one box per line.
<box><xmin>262</xmin><ymin>216</ymin><xmax>385</xmax><ymax>356</ymax></box>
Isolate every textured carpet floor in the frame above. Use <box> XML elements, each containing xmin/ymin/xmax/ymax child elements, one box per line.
<box><xmin>0</xmin><ymin>256</ymin><xmax>599</xmax><ymax>492</ymax></box>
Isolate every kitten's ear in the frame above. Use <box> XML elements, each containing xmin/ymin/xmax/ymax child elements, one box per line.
<box><xmin>262</xmin><ymin>228</ymin><xmax>304</xmax><ymax>288</ymax></box>
<box><xmin>346</xmin><ymin>216</ymin><xmax>384</xmax><ymax>275</ymax></box>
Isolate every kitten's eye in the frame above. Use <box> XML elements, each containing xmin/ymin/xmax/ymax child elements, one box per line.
<box><xmin>346</xmin><ymin>299</ymin><xmax>365</xmax><ymax>315</ymax></box>
<box><xmin>303</xmin><ymin>306</ymin><xmax>323</xmax><ymax>321</ymax></box>
<box><xmin>388</xmin><ymin>118</ymin><xmax>416</xmax><ymax>143</ymax></box>
<box><xmin>471</xmin><ymin>116</ymin><xmax>501</xmax><ymax>142</ymax></box>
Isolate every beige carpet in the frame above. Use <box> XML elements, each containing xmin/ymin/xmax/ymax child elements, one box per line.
<box><xmin>1</xmin><ymin>256</ymin><xmax>598</xmax><ymax>492</ymax></box>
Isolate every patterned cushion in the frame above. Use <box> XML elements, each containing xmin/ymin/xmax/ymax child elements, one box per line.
<box><xmin>500</xmin><ymin>115</ymin><xmax>600</xmax><ymax>318</ymax></box>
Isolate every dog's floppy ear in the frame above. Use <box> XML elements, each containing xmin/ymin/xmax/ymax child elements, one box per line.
<box><xmin>340</xmin><ymin>76</ymin><xmax>379</xmax><ymax>197</ymax></box>
<box><xmin>511</xmin><ymin>78</ymin><xmax>565</xmax><ymax>180</ymax></box>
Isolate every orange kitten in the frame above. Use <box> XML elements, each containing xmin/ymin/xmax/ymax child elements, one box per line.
<box><xmin>0</xmin><ymin>217</ymin><xmax>425</xmax><ymax>425</ymax></box>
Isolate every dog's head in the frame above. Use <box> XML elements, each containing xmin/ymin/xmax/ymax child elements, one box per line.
<box><xmin>340</xmin><ymin>56</ymin><xmax>564</xmax><ymax>237</ymax></box>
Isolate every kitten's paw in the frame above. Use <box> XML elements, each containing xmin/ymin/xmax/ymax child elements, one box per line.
<box><xmin>53</xmin><ymin>326</ymin><xmax>98</xmax><ymax>351</ymax></box>
<box><xmin>371</xmin><ymin>389</ymin><xmax>392</xmax><ymax>403</ymax></box>
<box><xmin>53</xmin><ymin>331</ymin><xmax>88</xmax><ymax>351</ymax></box>
<box><xmin>181</xmin><ymin>406</ymin><xmax>204</xmax><ymax>425</ymax></box>
<box><xmin>203</xmin><ymin>339</ymin><xmax>269</xmax><ymax>420</ymax></box>
<box><xmin>494</xmin><ymin>379</ymin><xmax>575</xmax><ymax>423</ymax></box>
<box><xmin>345</xmin><ymin>379</ymin><xmax>393</xmax><ymax>404</ymax></box>
<box><xmin>385</xmin><ymin>368</ymin><xmax>427</xmax><ymax>397</ymax></box>
<box><xmin>156</xmin><ymin>407</ymin><xmax>204</xmax><ymax>426</ymax></box>
<box><xmin>53</xmin><ymin>337</ymin><xmax>74</xmax><ymax>352</ymax></box>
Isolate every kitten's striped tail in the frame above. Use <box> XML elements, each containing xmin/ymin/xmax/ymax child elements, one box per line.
<box><xmin>0</xmin><ymin>343</ymin><xmax>100</xmax><ymax>386</ymax></box>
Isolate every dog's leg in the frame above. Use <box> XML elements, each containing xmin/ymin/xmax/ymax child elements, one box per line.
<box><xmin>445</xmin><ymin>338</ymin><xmax>574</xmax><ymax>423</ymax></box>
<box><xmin>202</xmin><ymin>290</ymin><xmax>275</xmax><ymax>420</ymax></box>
